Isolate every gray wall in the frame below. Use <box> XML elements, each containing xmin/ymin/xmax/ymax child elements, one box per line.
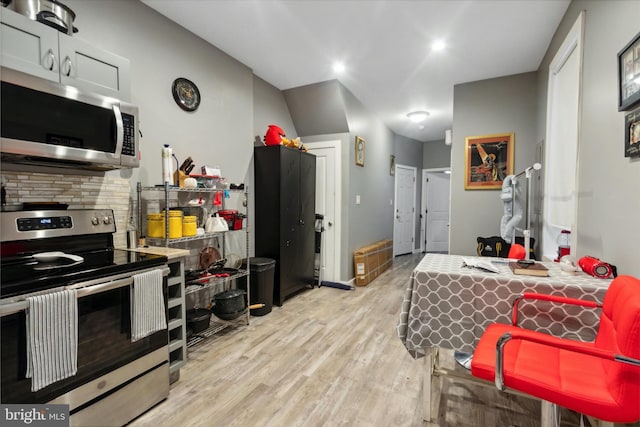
<box><xmin>284</xmin><ymin>81</ymin><xmax>350</xmax><ymax>136</ymax></box>
<box><xmin>65</xmin><ymin>0</ymin><xmax>255</xmax><ymax>188</ymax></box>
<box><xmin>34</xmin><ymin>0</ymin><xmax>302</xmax><ymax>260</ymax></box>
<box><xmin>423</xmin><ymin>139</ymin><xmax>452</xmax><ymax>169</ymax></box>
<box><xmin>450</xmin><ymin>72</ymin><xmax>539</xmax><ymax>255</ymax></box>
<box><xmin>339</xmin><ymin>85</ymin><xmax>396</xmax><ymax>275</ymax></box>
<box><xmin>253</xmin><ymin>75</ymin><xmax>297</xmax><ymax>143</ymax></box>
<box><xmin>536</xmin><ymin>0</ymin><xmax>640</xmax><ymax>276</ymax></box>
<box><xmin>284</xmin><ymin>81</ymin><xmax>396</xmax><ymax>278</ymax></box>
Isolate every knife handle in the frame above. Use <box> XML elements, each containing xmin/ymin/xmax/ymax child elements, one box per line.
<box><xmin>179</xmin><ymin>156</ymin><xmax>193</xmax><ymax>171</ymax></box>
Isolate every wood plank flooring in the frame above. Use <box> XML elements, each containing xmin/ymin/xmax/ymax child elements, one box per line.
<box><xmin>129</xmin><ymin>254</ymin><xmax>634</xmax><ymax>427</ymax></box>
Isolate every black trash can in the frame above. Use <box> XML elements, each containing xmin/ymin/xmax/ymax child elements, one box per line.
<box><xmin>239</xmin><ymin>257</ymin><xmax>275</xmax><ymax>316</ymax></box>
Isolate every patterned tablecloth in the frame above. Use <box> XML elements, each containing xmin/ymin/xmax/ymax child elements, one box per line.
<box><xmin>397</xmin><ymin>253</ymin><xmax>611</xmax><ymax>358</ymax></box>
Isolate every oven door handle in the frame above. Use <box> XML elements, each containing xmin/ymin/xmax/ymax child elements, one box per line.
<box><xmin>0</xmin><ymin>266</ymin><xmax>170</xmax><ymax>317</ymax></box>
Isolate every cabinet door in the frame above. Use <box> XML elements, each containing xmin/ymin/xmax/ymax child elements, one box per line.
<box><xmin>58</xmin><ymin>36</ymin><xmax>131</xmax><ymax>101</ymax></box>
<box><xmin>0</xmin><ymin>9</ymin><xmax>59</xmax><ymax>81</ymax></box>
<box><xmin>297</xmin><ymin>152</ymin><xmax>316</xmax><ymax>286</ymax></box>
<box><xmin>278</xmin><ymin>147</ymin><xmax>301</xmax><ymax>301</ymax></box>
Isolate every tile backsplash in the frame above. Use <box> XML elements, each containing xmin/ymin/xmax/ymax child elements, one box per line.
<box><xmin>1</xmin><ymin>171</ymin><xmax>133</xmax><ymax>247</ymax></box>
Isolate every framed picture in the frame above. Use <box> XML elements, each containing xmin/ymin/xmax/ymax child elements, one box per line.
<box><xmin>355</xmin><ymin>136</ymin><xmax>365</xmax><ymax>167</ymax></box>
<box><xmin>617</xmin><ymin>31</ymin><xmax>640</xmax><ymax>111</ymax></box>
<box><xmin>464</xmin><ymin>132</ymin><xmax>514</xmax><ymax>190</ymax></box>
<box><xmin>390</xmin><ymin>154</ymin><xmax>395</xmax><ymax>175</ymax></box>
<box><xmin>624</xmin><ymin>106</ymin><xmax>640</xmax><ymax>157</ymax></box>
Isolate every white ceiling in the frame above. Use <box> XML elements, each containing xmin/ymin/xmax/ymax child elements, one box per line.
<box><xmin>142</xmin><ymin>0</ymin><xmax>570</xmax><ymax>142</ymax></box>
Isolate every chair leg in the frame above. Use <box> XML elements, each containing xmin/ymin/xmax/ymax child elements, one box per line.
<box><xmin>454</xmin><ymin>350</ymin><xmax>473</xmax><ymax>370</ymax></box>
<box><xmin>540</xmin><ymin>401</ymin><xmax>557</xmax><ymax>427</ymax></box>
<box><xmin>422</xmin><ymin>347</ymin><xmax>437</xmax><ymax>422</ymax></box>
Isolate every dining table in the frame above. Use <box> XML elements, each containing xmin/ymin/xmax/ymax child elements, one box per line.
<box><xmin>397</xmin><ymin>253</ymin><xmax>612</xmax><ymax>425</ymax></box>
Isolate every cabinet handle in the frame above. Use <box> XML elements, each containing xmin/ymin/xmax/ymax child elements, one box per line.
<box><xmin>45</xmin><ymin>49</ymin><xmax>56</xmax><ymax>71</ymax></box>
<box><xmin>62</xmin><ymin>56</ymin><xmax>72</xmax><ymax>77</ymax></box>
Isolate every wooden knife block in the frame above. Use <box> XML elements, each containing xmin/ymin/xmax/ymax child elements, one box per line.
<box><xmin>173</xmin><ymin>170</ymin><xmax>187</xmax><ymax>188</ymax></box>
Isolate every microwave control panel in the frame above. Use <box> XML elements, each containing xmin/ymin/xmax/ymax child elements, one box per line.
<box><xmin>122</xmin><ymin>113</ymin><xmax>136</xmax><ymax>156</ymax></box>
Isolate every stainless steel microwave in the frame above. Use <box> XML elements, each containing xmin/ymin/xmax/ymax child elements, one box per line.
<box><xmin>1</xmin><ymin>67</ymin><xmax>139</xmax><ymax>170</ymax></box>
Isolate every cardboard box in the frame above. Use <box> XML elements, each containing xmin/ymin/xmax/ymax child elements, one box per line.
<box><xmin>354</xmin><ymin>239</ymin><xmax>393</xmax><ymax>286</ymax></box>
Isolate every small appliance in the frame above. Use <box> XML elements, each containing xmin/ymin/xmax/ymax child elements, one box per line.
<box><xmin>555</xmin><ymin>229</ymin><xmax>571</xmax><ymax>261</ymax></box>
<box><xmin>1</xmin><ymin>68</ymin><xmax>139</xmax><ymax>170</ymax></box>
<box><xmin>578</xmin><ymin>256</ymin><xmax>617</xmax><ymax>279</ymax></box>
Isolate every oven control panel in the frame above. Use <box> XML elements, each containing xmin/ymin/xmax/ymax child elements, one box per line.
<box><xmin>1</xmin><ymin>209</ymin><xmax>116</xmax><ymax>242</ymax></box>
<box><xmin>17</xmin><ymin>216</ymin><xmax>72</xmax><ymax>231</ymax></box>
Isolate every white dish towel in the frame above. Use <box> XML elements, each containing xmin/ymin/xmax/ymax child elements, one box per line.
<box><xmin>26</xmin><ymin>289</ymin><xmax>78</xmax><ymax>392</ymax></box>
<box><xmin>131</xmin><ymin>269</ymin><xmax>167</xmax><ymax>342</ymax></box>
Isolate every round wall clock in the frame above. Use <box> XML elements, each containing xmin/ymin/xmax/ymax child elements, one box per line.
<box><xmin>172</xmin><ymin>77</ymin><xmax>200</xmax><ymax>112</ymax></box>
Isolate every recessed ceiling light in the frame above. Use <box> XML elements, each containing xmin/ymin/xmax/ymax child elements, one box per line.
<box><xmin>407</xmin><ymin>111</ymin><xmax>429</xmax><ymax>123</ymax></box>
<box><xmin>333</xmin><ymin>62</ymin><xmax>345</xmax><ymax>73</ymax></box>
<box><xmin>431</xmin><ymin>39</ymin><xmax>446</xmax><ymax>52</ymax></box>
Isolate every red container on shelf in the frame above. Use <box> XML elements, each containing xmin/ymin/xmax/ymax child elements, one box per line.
<box><xmin>217</xmin><ymin>209</ymin><xmax>244</xmax><ymax>230</ymax></box>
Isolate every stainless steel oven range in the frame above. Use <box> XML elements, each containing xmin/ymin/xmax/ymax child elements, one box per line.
<box><xmin>1</xmin><ymin>209</ymin><xmax>170</xmax><ymax>426</ymax></box>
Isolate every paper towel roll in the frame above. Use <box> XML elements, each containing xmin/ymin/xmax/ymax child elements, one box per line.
<box><xmin>162</xmin><ymin>144</ymin><xmax>172</xmax><ymax>184</ymax></box>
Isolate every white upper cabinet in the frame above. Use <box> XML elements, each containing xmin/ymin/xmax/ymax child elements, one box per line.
<box><xmin>1</xmin><ymin>9</ymin><xmax>131</xmax><ymax>101</ymax></box>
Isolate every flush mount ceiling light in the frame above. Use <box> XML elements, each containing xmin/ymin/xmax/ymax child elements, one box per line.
<box><xmin>431</xmin><ymin>39</ymin><xmax>446</xmax><ymax>52</ymax></box>
<box><xmin>333</xmin><ymin>62</ymin><xmax>345</xmax><ymax>73</ymax></box>
<box><xmin>407</xmin><ymin>111</ymin><xmax>429</xmax><ymax>123</ymax></box>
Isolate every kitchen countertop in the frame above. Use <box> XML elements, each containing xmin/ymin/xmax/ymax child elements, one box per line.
<box><xmin>116</xmin><ymin>246</ymin><xmax>190</xmax><ymax>260</ymax></box>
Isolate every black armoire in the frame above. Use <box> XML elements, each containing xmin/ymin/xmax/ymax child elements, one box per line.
<box><xmin>254</xmin><ymin>145</ymin><xmax>316</xmax><ymax>306</ymax></box>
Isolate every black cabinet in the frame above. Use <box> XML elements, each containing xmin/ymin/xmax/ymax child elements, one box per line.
<box><xmin>254</xmin><ymin>146</ymin><xmax>316</xmax><ymax>306</ymax></box>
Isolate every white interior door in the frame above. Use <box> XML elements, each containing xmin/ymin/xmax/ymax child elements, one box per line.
<box><xmin>305</xmin><ymin>141</ymin><xmax>341</xmax><ymax>282</ymax></box>
<box><xmin>425</xmin><ymin>171</ymin><xmax>450</xmax><ymax>252</ymax></box>
<box><xmin>394</xmin><ymin>165</ymin><xmax>416</xmax><ymax>256</ymax></box>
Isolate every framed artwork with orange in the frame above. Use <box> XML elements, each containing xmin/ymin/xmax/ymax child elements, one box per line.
<box><xmin>464</xmin><ymin>133</ymin><xmax>514</xmax><ymax>190</ymax></box>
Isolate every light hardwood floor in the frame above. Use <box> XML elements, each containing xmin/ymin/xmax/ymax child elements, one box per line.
<box><xmin>129</xmin><ymin>254</ymin><xmax>631</xmax><ymax>427</ymax></box>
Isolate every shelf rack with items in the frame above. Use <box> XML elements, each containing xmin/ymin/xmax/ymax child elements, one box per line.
<box><xmin>137</xmin><ymin>182</ymin><xmax>251</xmax><ymax>350</ymax></box>
<box><xmin>166</xmin><ymin>258</ymin><xmax>187</xmax><ymax>381</ymax></box>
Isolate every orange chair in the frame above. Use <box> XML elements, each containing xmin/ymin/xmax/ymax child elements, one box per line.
<box><xmin>470</xmin><ymin>275</ymin><xmax>640</xmax><ymax>424</ymax></box>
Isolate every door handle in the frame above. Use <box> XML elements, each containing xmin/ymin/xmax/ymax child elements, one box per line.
<box><xmin>328</xmin><ymin>221</ymin><xmax>333</xmax><ymax>227</ymax></box>
<box><xmin>113</xmin><ymin>104</ymin><xmax>124</xmax><ymax>155</ymax></box>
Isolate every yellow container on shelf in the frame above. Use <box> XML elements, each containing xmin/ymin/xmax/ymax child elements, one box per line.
<box><xmin>167</xmin><ymin>210</ymin><xmax>183</xmax><ymax>239</ymax></box>
<box><xmin>147</xmin><ymin>213</ymin><xmax>164</xmax><ymax>238</ymax></box>
<box><xmin>182</xmin><ymin>215</ymin><xmax>197</xmax><ymax>237</ymax></box>
<box><xmin>148</xmin><ymin>211</ymin><xmax>183</xmax><ymax>239</ymax></box>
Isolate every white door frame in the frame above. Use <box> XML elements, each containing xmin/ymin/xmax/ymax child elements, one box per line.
<box><xmin>304</xmin><ymin>140</ymin><xmax>342</xmax><ymax>282</ymax></box>
<box><xmin>542</xmin><ymin>11</ymin><xmax>584</xmax><ymax>260</ymax></box>
<box><xmin>420</xmin><ymin>167</ymin><xmax>450</xmax><ymax>252</ymax></box>
<box><xmin>393</xmin><ymin>164</ymin><xmax>417</xmax><ymax>256</ymax></box>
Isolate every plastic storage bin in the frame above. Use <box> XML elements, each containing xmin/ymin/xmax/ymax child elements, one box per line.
<box><xmin>182</xmin><ymin>215</ymin><xmax>197</xmax><ymax>237</ymax></box>
<box><xmin>239</xmin><ymin>257</ymin><xmax>275</xmax><ymax>316</ymax></box>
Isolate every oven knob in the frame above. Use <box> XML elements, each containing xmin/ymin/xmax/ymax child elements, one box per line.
<box><xmin>91</xmin><ymin>217</ymin><xmax>100</xmax><ymax>226</ymax></box>
<box><xmin>103</xmin><ymin>216</ymin><xmax>112</xmax><ymax>225</ymax></box>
